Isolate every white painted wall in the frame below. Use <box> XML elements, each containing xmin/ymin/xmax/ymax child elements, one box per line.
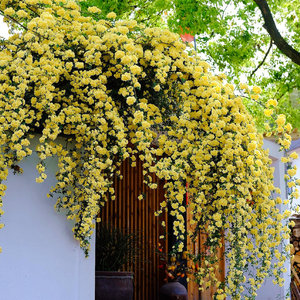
<box><xmin>256</xmin><ymin>139</ymin><xmax>290</xmax><ymax>300</ymax></box>
<box><xmin>289</xmin><ymin>145</ymin><xmax>300</xmax><ymax>210</ymax></box>
<box><xmin>226</xmin><ymin>139</ymin><xmax>290</xmax><ymax>299</ymax></box>
<box><xmin>0</xmin><ymin>138</ymin><xmax>95</xmax><ymax>300</ymax></box>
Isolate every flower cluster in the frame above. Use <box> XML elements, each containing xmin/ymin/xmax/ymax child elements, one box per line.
<box><xmin>0</xmin><ymin>0</ymin><xmax>298</xmax><ymax>298</ymax></box>
<box><xmin>159</xmin><ymin>251</ymin><xmax>189</xmax><ymax>282</ymax></box>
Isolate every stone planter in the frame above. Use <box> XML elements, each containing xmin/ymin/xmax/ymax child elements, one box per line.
<box><xmin>95</xmin><ymin>271</ymin><xmax>134</xmax><ymax>300</ymax></box>
<box><xmin>159</xmin><ymin>281</ymin><xmax>188</xmax><ymax>300</ymax></box>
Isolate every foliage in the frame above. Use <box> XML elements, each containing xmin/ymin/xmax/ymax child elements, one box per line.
<box><xmin>0</xmin><ymin>0</ymin><xmax>299</xmax><ymax>298</ymax></box>
<box><xmin>79</xmin><ymin>0</ymin><xmax>300</xmax><ymax>130</ymax></box>
<box><xmin>95</xmin><ymin>223</ymin><xmax>139</xmax><ymax>271</ymax></box>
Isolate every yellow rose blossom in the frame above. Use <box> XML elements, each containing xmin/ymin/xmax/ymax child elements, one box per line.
<box><xmin>288</xmin><ymin>168</ymin><xmax>297</xmax><ymax>177</ymax></box>
<box><xmin>154</xmin><ymin>85</ymin><xmax>160</xmax><ymax>92</ymax></box>
<box><xmin>88</xmin><ymin>6</ymin><xmax>101</xmax><ymax>13</ymax></box>
<box><xmin>285</xmin><ymin>123</ymin><xmax>292</xmax><ymax>132</ymax></box>
<box><xmin>252</xmin><ymin>86</ymin><xmax>261</xmax><ymax>94</ymax></box>
<box><xmin>3</xmin><ymin>7</ymin><xmax>15</xmax><ymax>16</ymax></box>
<box><xmin>239</xmin><ymin>83</ymin><xmax>248</xmax><ymax>90</ymax></box>
<box><xmin>281</xmin><ymin>157</ymin><xmax>290</xmax><ymax>163</ymax></box>
<box><xmin>290</xmin><ymin>152</ymin><xmax>299</xmax><ymax>160</ymax></box>
<box><xmin>106</xmin><ymin>12</ymin><xmax>116</xmax><ymax>19</ymax></box>
<box><xmin>264</xmin><ymin>109</ymin><xmax>273</xmax><ymax>117</ymax></box>
<box><xmin>276</xmin><ymin>114</ymin><xmax>286</xmax><ymax>126</ymax></box>
<box><xmin>126</xmin><ymin>96</ymin><xmax>136</xmax><ymax>105</ymax></box>
<box><xmin>266</xmin><ymin>99</ymin><xmax>278</xmax><ymax>107</ymax></box>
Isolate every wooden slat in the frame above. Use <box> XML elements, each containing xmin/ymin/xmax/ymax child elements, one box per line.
<box><xmin>99</xmin><ymin>155</ymin><xmax>167</xmax><ymax>300</ymax></box>
<box><xmin>187</xmin><ymin>209</ymin><xmax>225</xmax><ymax>300</ymax></box>
<box><xmin>293</xmin><ymin>266</ymin><xmax>300</xmax><ymax>287</ymax></box>
<box><xmin>291</xmin><ymin>280</ymin><xmax>300</xmax><ymax>300</ymax></box>
<box><xmin>294</xmin><ymin>255</ymin><xmax>300</xmax><ymax>265</ymax></box>
<box><xmin>98</xmin><ymin>154</ymin><xmax>225</xmax><ymax>300</ymax></box>
<box><xmin>187</xmin><ymin>204</ymin><xmax>200</xmax><ymax>300</ymax></box>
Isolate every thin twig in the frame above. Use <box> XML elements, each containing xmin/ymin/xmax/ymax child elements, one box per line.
<box><xmin>242</xmin><ymin>94</ymin><xmax>266</xmax><ymax>109</ymax></box>
<box><xmin>221</xmin><ymin>0</ymin><xmax>232</xmax><ymax>20</ymax></box>
<box><xmin>250</xmin><ymin>39</ymin><xmax>273</xmax><ymax>78</ymax></box>
<box><xmin>0</xmin><ymin>11</ymin><xmax>28</xmax><ymax>31</ymax></box>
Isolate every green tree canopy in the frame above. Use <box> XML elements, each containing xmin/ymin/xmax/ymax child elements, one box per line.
<box><xmin>79</xmin><ymin>0</ymin><xmax>300</xmax><ymax>130</ymax></box>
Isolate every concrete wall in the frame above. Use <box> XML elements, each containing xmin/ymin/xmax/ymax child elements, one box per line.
<box><xmin>0</xmin><ymin>138</ymin><xmax>95</xmax><ymax>300</ymax></box>
<box><xmin>226</xmin><ymin>139</ymin><xmax>290</xmax><ymax>299</ymax></box>
<box><xmin>289</xmin><ymin>143</ymin><xmax>300</xmax><ymax>209</ymax></box>
<box><xmin>255</xmin><ymin>139</ymin><xmax>290</xmax><ymax>300</ymax></box>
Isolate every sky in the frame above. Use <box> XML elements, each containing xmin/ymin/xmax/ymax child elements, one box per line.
<box><xmin>0</xmin><ymin>16</ymin><xmax>9</xmax><ymax>39</ymax></box>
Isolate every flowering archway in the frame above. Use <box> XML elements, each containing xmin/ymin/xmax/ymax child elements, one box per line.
<box><xmin>0</xmin><ymin>0</ymin><xmax>298</xmax><ymax>298</ymax></box>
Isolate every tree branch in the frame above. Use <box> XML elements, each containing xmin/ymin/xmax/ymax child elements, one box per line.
<box><xmin>253</xmin><ymin>0</ymin><xmax>300</xmax><ymax>66</ymax></box>
<box><xmin>0</xmin><ymin>10</ymin><xmax>28</xmax><ymax>31</ymax></box>
<box><xmin>250</xmin><ymin>38</ymin><xmax>273</xmax><ymax>78</ymax></box>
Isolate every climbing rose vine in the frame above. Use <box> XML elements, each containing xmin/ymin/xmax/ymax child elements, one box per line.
<box><xmin>0</xmin><ymin>0</ymin><xmax>298</xmax><ymax>298</ymax></box>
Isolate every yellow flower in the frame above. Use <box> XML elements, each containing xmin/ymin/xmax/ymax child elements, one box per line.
<box><xmin>154</xmin><ymin>85</ymin><xmax>160</xmax><ymax>92</ymax></box>
<box><xmin>0</xmin><ymin>0</ymin><xmax>292</xmax><ymax>290</ymax></box>
<box><xmin>288</xmin><ymin>168</ymin><xmax>297</xmax><ymax>177</ymax></box>
<box><xmin>247</xmin><ymin>142</ymin><xmax>257</xmax><ymax>152</ymax></box>
<box><xmin>179</xmin><ymin>206</ymin><xmax>186</xmax><ymax>213</ymax></box>
<box><xmin>290</xmin><ymin>152</ymin><xmax>299</xmax><ymax>160</ymax></box>
<box><xmin>36</xmin><ymin>177</ymin><xmax>44</xmax><ymax>183</ymax></box>
<box><xmin>239</xmin><ymin>83</ymin><xmax>248</xmax><ymax>90</ymax></box>
<box><xmin>126</xmin><ymin>96</ymin><xmax>136</xmax><ymax>105</ymax></box>
<box><xmin>264</xmin><ymin>109</ymin><xmax>273</xmax><ymax>117</ymax></box>
<box><xmin>276</xmin><ymin>114</ymin><xmax>286</xmax><ymax>126</ymax></box>
<box><xmin>266</xmin><ymin>99</ymin><xmax>278</xmax><ymax>107</ymax></box>
<box><xmin>252</xmin><ymin>86</ymin><xmax>262</xmax><ymax>94</ymax></box>
<box><xmin>130</xmin><ymin>65</ymin><xmax>142</xmax><ymax>75</ymax></box>
<box><xmin>288</xmin><ymin>181</ymin><xmax>295</xmax><ymax>188</ymax></box>
<box><xmin>281</xmin><ymin>157</ymin><xmax>289</xmax><ymax>163</ymax></box>
<box><xmin>88</xmin><ymin>6</ymin><xmax>101</xmax><ymax>13</ymax></box>
<box><xmin>121</xmin><ymin>73</ymin><xmax>131</xmax><ymax>81</ymax></box>
<box><xmin>106</xmin><ymin>12</ymin><xmax>116</xmax><ymax>19</ymax></box>
<box><xmin>3</xmin><ymin>7</ymin><xmax>15</xmax><ymax>16</ymax></box>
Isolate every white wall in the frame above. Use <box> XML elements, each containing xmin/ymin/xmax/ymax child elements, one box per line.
<box><xmin>255</xmin><ymin>139</ymin><xmax>290</xmax><ymax>300</ymax></box>
<box><xmin>0</xmin><ymin>138</ymin><xmax>95</xmax><ymax>300</ymax></box>
<box><xmin>226</xmin><ymin>139</ymin><xmax>290</xmax><ymax>299</ymax></box>
<box><xmin>289</xmin><ymin>146</ymin><xmax>300</xmax><ymax>210</ymax></box>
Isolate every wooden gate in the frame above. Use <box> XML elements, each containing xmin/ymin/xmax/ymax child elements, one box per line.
<box><xmin>100</xmin><ymin>155</ymin><xmax>167</xmax><ymax>300</ymax></box>
<box><xmin>98</xmin><ymin>155</ymin><xmax>225</xmax><ymax>299</ymax></box>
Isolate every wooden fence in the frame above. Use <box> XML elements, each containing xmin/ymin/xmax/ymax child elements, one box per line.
<box><xmin>99</xmin><ymin>155</ymin><xmax>225</xmax><ymax>299</ymax></box>
<box><xmin>100</xmin><ymin>155</ymin><xmax>167</xmax><ymax>300</ymax></box>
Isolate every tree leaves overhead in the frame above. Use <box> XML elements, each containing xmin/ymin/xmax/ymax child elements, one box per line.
<box><xmin>79</xmin><ymin>0</ymin><xmax>300</xmax><ymax>130</ymax></box>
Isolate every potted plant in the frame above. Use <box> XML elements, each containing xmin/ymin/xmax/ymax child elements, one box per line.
<box><xmin>95</xmin><ymin>223</ymin><xmax>139</xmax><ymax>300</ymax></box>
<box><xmin>158</xmin><ymin>251</ymin><xmax>188</xmax><ymax>300</ymax></box>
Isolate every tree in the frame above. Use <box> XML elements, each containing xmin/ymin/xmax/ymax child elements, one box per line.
<box><xmin>79</xmin><ymin>0</ymin><xmax>300</xmax><ymax>130</ymax></box>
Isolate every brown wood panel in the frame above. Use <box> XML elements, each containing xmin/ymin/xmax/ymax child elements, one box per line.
<box><xmin>98</xmin><ymin>155</ymin><xmax>225</xmax><ymax>300</ymax></box>
<box><xmin>99</xmin><ymin>156</ymin><xmax>167</xmax><ymax>300</ymax></box>
<box><xmin>187</xmin><ymin>203</ymin><xmax>225</xmax><ymax>299</ymax></box>
<box><xmin>187</xmin><ymin>203</ymin><xmax>200</xmax><ymax>300</ymax></box>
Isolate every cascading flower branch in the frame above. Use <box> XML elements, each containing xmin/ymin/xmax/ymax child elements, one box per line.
<box><xmin>0</xmin><ymin>0</ymin><xmax>298</xmax><ymax>298</ymax></box>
